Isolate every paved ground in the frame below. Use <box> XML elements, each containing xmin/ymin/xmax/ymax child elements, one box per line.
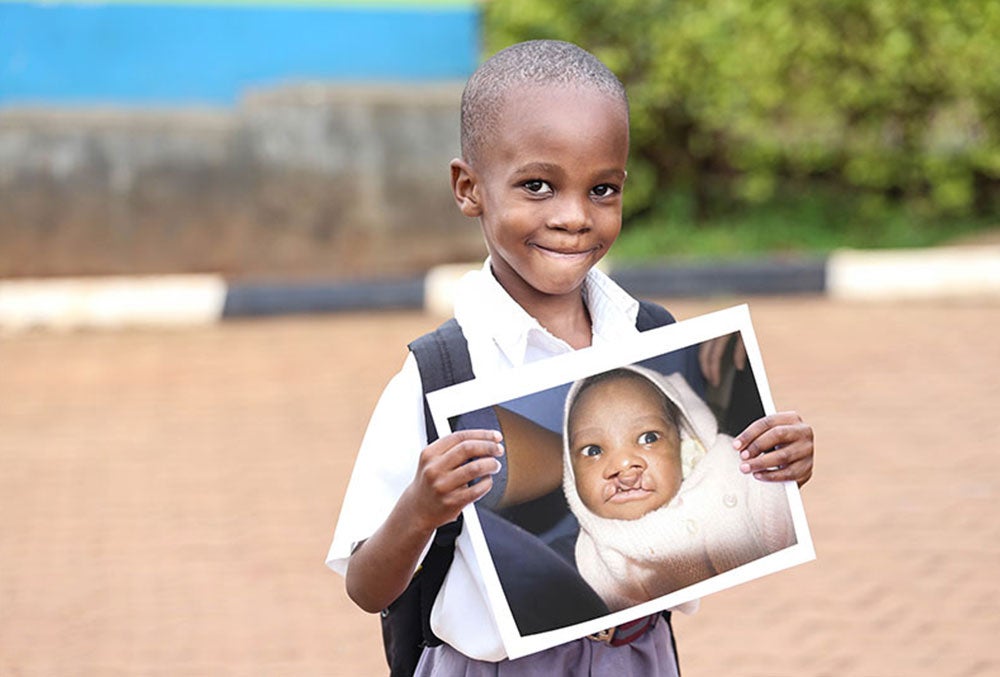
<box><xmin>2</xmin><ymin>296</ymin><xmax>998</xmax><ymax>676</ymax></box>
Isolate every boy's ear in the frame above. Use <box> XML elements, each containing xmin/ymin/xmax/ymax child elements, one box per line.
<box><xmin>450</xmin><ymin>158</ymin><xmax>483</xmax><ymax>217</ymax></box>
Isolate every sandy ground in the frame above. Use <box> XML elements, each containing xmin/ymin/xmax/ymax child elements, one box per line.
<box><xmin>2</xmin><ymin>296</ymin><xmax>998</xmax><ymax>676</ymax></box>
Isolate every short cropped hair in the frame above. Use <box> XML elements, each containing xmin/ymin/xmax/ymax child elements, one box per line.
<box><xmin>460</xmin><ymin>40</ymin><xmax>629</xmax><ymax>164</ymax></box>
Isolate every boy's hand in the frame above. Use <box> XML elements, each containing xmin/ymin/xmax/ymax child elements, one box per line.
<box><xmin>406</xmin><ymin>429</ymin><xmax>505</xmax><ymax>531</ymax></box>
<box><xmin>733</xmin><ymin>412</ymin><xmax>814</xmax><ymax>487</ymax></box>
<box><xmin>345</xmin><ymin>429</ymin><xmax>504</xmax><ymax>614</ymax></box>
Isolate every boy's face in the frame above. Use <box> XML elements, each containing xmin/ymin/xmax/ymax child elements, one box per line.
<box><xmin>453</xmin><ymin>84</ymin><xmax>629</xmax><ymax>307</ymax></box>
<box><xmin>568</xmin><ymin>375</ymin><xmax>683</xmax><ymax>521</ymax></box>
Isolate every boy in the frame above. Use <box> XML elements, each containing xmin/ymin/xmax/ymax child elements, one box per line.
<box><xmin>563</xmin><ymin>366</ymin><xmax>795</xmax><ymax>613</ymax></box>
<box><xmin>327</xmin><ymin>39</ymin><xmax>814</xmax><ymax>675</ymax></box>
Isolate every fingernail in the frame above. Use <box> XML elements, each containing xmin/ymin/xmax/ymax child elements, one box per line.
<box><xmin>732</xmin><ymin>438</ymin><xmax>742</xmax><ymax>450</ymax></box>
<box><xmin>740</xmin><ymin>450</ymin><xmax>750</xmax><ymax>460</ymax></box>
<box><xmin>490</xmin><ymin>459</ymin><xmax>502</xmax><ymax>474</ymax></box>
<box><xmin>740</xmin><ymin>463</ymin><xmax>751</xmax><ymax>474</ymax></box>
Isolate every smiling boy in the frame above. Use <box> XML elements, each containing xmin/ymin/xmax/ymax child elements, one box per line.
<box><xmin>327</xmin><ymin>40</ymin><xmax>814</xmax><ymax>676</ymax></box>
<box><xmin>448</xmin><ymin>47</ymin><xmax>630</xmax><ymax>351</ymax></box>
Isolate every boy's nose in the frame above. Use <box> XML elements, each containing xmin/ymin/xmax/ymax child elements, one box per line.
<box><xmin>547</xmin><ymin>196</ymin><xmax>591</xmax><ymax>233</ymax></box>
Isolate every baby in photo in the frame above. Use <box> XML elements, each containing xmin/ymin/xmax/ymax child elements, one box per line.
<box><xmin>562</xmin><ymin>364</ymin><xmax>796</xmax><ymax>612</ymax></box>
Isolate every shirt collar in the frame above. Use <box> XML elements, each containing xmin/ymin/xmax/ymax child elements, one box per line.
<box><xmin>454</xmin><ymin>258</ymin><xmax>640</xmax><ymax>367</ymax></box>
<box><xmin>585</xmin><ymin>264</ymin><xmax>642</xmax><ymax>344</ymax></box>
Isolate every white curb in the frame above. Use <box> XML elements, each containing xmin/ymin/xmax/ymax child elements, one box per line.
<box><xmin>2</xmin><ymin>246</ymin><xmax>999</xmax><ymax>331</ymax></box>
<box><xmin>0</xmin><ymin>275</ymin><xmax>227</xmax><ymax>332</ymax></box>
<box><xmin>424</xmin><ymin>262</ymin><xmax>480</xmax><ymax>318</ymax></box>
<box><xmin>827</xmin><ymin>246</ymin><xmax>1000</xmax><ymax>300</ymax></box>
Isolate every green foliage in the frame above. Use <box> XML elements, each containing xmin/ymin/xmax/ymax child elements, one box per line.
<box><xmin>610</xmin><ymin>183</ymin><xmax>993</xmax><ymax>262</ymax></box>
<box><xmin>483</xmin><ymin>0</ymin><xmax>1000</xmax><ymax>248</ymax></box>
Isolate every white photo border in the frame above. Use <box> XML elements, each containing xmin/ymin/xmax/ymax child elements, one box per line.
<box><xmin>427</xmin><ymin>304</ymin><xmax>816</xmax><ymax>659</ymax></box>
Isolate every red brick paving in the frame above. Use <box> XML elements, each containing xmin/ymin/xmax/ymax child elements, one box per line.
<box><xmin>2</xmin><ymin>297</ymin><xmax>998</xmax><ymax>675</ymax></box>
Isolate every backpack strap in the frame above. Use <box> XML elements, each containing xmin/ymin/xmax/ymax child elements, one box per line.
<box><xmin>409</xmin><ymin>318</ymin><xmax>474</xmax><ymax>444</ymax></box>
<box><xmin>409</xmin><ymin>318</ymin><xmax>508</xmax><ymax>505</ymax></box>
<box><xmin>635</xmin><ymin>298</ymin><xmax>677</xmax><ymax>331</ymax></box>
<box><xmin>379</xmin><ymin>318</ymin><xmax>481</xmax><ymax>676</ymax></box>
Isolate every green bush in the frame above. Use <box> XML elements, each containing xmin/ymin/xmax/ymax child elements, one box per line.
<box><xmin>483</xmin><ymin>0</ymin><xmax>1000</xmax><ymax>250</ymax></box>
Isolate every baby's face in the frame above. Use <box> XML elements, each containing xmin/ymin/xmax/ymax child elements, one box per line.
<box><xmin>568</xmin><ymin>375</ymin><xmax>682</xmax><ymax>520</ymax></box>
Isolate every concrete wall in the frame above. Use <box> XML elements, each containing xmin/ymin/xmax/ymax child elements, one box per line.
<box><xmin>0</xmin><ymin>84</ymin><xmax>487</xmax><ymax>279</ymax></box>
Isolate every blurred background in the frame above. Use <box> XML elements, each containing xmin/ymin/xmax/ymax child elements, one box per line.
<box><xmin>0</xmin><ymin>0</ymin><xmax>484</xmax><ymax>280</ymax></box>
<box><xmin>485</xmin><ymin>0</ymin><xmax>1000</xmax><ymax>260</ymax></box>
<box><xmin>1</xmin><ymin>1</ymin><xmax>998</xmax><ymax>675</ymax></box>
<box><xmin>2</xmin><ymin>0</ymin><xmax>998</xmax><ymax>280</ymax></box>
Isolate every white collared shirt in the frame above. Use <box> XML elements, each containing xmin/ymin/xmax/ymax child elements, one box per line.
<box><xmin>326</xmin><ymin>259</ymin><xmax>643</xmax><ymax>660</ymax></box>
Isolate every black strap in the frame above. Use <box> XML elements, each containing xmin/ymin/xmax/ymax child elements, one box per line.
<box><xmin>410</xmin><ymin>318</ymin><xmax>475</xmax><ymax>444</ymax></box>
<box><xmin>379</xmin><ymin>320</ymin><xmax>477</xmax><ymax>676</ymax></box>
<box><xmin>636</xmin><ymin>299</ymin><xmax>677</xmax><ymax>331</ymax></box>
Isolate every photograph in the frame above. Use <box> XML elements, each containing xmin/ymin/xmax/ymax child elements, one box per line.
<box><xmin>427</xmin><ymin>305</ymin><xmax>816</xmax><ymax>659</ymax></box>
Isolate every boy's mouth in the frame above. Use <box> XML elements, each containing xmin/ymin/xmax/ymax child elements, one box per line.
<box><xmin>531</xmin><ymin>243</ymin><xmax>600</xmax><ymax>260</ymax></box>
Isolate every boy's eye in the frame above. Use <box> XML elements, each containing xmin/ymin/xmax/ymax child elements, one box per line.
<box><xmin>579</xmin><ymin>445</ymin><xmax>603</xmax><ymax>458</ymax></box>
<box><xmin>591</xmin><ymin>184</ymin><xmax>619</xmax><ymax>198</ymax></box>
<box><xmin>522</xmin><ymin>179</ymin><xmax>553</xmax><ymax>195</ymax></box>
<box><xmin>638</xmin><ymin>431</ymin><xmax>661</xmax><ymax>445</ymax></box>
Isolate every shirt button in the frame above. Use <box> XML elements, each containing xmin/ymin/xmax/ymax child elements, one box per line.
<box><xmin>685</xmin><ymin>519</ymin><xmax>698</xmax><ymax>534</ymax></box>
<box><xmin>723</xmin><ymin>493</ymin><xmax>738</xmax><ymax>508</ymax></box>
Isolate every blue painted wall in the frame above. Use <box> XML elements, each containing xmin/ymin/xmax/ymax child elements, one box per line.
<box><xmin>0</xmin><ymin>1</ymin><xmax>479</xmax><ymax>106</ymax></box>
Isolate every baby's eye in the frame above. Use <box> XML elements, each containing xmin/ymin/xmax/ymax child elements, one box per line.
<box><xmin>638</xmin><ymin>431</ymin><xmax>661</xmax><ymax>445</ymax></box>
<box><xmin>522</xmin><ymin>179</ymin><xmax>553</xmax><ymax>195</ymax></box>
<box><xmin>591</xmin><ymin>184</ymin><xmax>619</xmax><ymax>198</ymax></box>
<box><xmin>579</xmin><ymin>445</ymin><xmax>603</xmax><ymax>458</ymax></box>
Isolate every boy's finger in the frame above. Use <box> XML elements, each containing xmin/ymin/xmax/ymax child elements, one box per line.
<box><xmin>429</xmin><ymin>475</ymin><xmax>496</xmax><ymax>523</ymax></box>
<box><xmin>427</xmin><ymin>455</ymin><xmax>502</xmax><ymax>497</ymax></box>
<box><xmin>740</xmin><ymin>426</ymin><xmax>811</xmax><ymax>462</ymax></box>
<box><xmin>750</xmin><ymin>457</ymin><xmax>813</xmax><ymax>485</ymax></box>
<box><xmin>733</xmin><ymin>412</ymin><xmax>808</xmax><ymax>455</ymax></box>
<box><xmin>434</xmin><ymin>428</ymin><xmax>503</xmax><ymax>449</ymax></box>
<box><xmin>462</xmin><ymin>474</ymin><xmax>496</xmax><ymax>504</ymax></box>
<box><xmin>733</xmin><ymin>411</ymin><xmax>802</xmax><ymax>443</ymax></box>
<box><xmin>457</xmin><ymin>456</ymin><xmax>503</xmax><ymax>485</ymax></box>
<box><xmin>438</xmin><ymin>438</ymin><xmax>505</xmax><ymax>471</ymax></box>
<box><xmin>423</xmin><ymin>429</ymin><xmax>503</xmax><ymax>464</ymax></box>
<box><xmin>739</xmin><ymin>439</ymin><xmax>807</xmax><ymax>474</ymax></box>
<box><xmin>739</xmin><ymin>436</ymin><xmax>814</xmax><ymax>488</ymax></box>
<box><xmin>749</xmin><ymin>463</ymin><xmax>800</xmax><ymax>483</ymax></box>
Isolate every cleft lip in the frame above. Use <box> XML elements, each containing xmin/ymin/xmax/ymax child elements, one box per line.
<box><xmin>603</xmin><ymin>472</ymin><xmax>653</xmax><ymax>503</ymax></box>
<box><xmin>605</xmin><ymin>486</ymin><xmax>654</xmax><ymax>504</ymax></box>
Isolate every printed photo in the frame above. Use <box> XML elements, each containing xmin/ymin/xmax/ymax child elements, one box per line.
<box><xmin>427</xmin><ymin>305</ymin><xmax>815</xmax><ymax>659</ymax></box>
